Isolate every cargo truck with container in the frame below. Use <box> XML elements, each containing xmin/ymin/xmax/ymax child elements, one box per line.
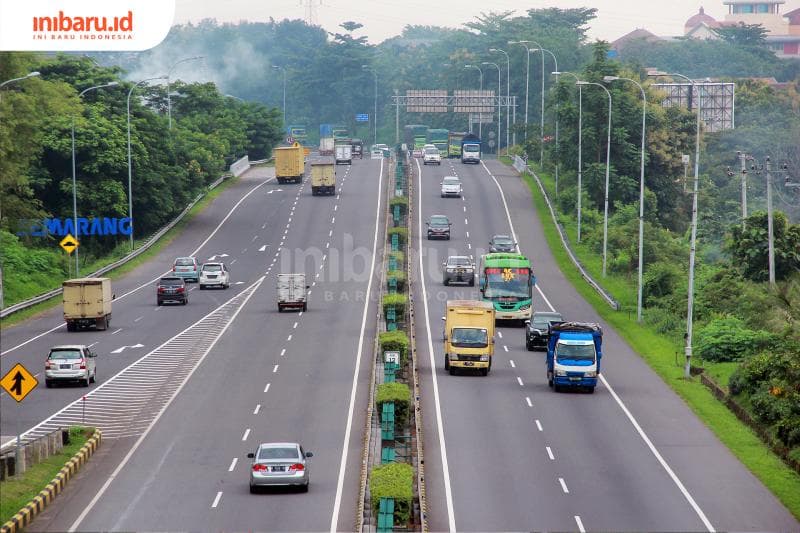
<box><xmin>427</xmin><ymin>128</ymin><xmax>450</xmax><ymax>157</ymax></box>
<box><xmin>442</xmin><ymin>300</ymin><xmax>495</xmax><ymax>376</ymax></box>
<box><xmin>274</xmin><ymin>143</ymin><xmax>305</xmax><ymax>184</ymax></box>
<box><xmin>63</xmin><ymin>277</ymin><xmax>114</xmax><ymax>331</ymax></box>
<box><xmin>461</xmin><ymin>133</ymin><xmax>481</xmax><ymax>164</ymax></box>
<box><xmin>277</xmin><ymin>273</ymin><xmax>309</xmax><ymax>312</ymax></box>
<box><xmin>311</xmin><ymin>158</ymin><xmax>336</xmax><ymax>195</ymax></box>
<box><xmin>546</xmin><ymin>322</ymin><xmax>603</xmax><ymax>393</ymax></box>
<box><xmin>448</xmin><ymin>131</ymin><xmax>466</xmax><ymax>158</ymax></box>
<box><xmin>319</xmin><ymin>124</ymin><xmax>334</xmax><ymax>155</ymax></box>
<box><xmin>335</xmin><ymin>144</ymin><xmax>352</xmax><ymax>165</ymax></box>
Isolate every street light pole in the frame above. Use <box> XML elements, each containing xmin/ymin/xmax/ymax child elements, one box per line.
<box><xmin>167</xmin><ymin>56</ymin><xmax>203</xmax><ymax>130</ymax></box>
<box><xmin>464</xmin><ymin>65</ymin><xmax>483</xmax><ymax>139</ymax></box>
<box><xmin>554</xmin><ymin>71</ymin><xmax>583</xmax><ymax>242</ymax></box>
<box><xmin>362</xmin><ymin>65</ymin><xmax>378</xmax><ymax>145</ymax></box>
<box><xmin>577</xmin><ymin>81</ymin><xmax>612</xmax><ymax>277</ymax></box>
<box><xmin>72</xmin><ymin>82</ymin><xmax>119</xmax><ymax>276</ymax></box>
<box><xmin>605</xmin><ymin>75</ymin><xmax>647</xmax><ymax>323</ymax></box>
<box><xmin>509</xmin><ymin>41</ymin><xmax>534</xmax><ymax>142</ymax></box>
<box><xmin>272</xmin><ymin>65</ymin><xmax>287</xmax><ymax>127</ymax></box>
<box><xmin>532</xmin><ymin>46</ymin><xmax>546</xmax><ymax>166</ymax></box>
<box><xmin>482</xmin><ymin>62</ymin><xmax>501</xmax><ymax>155</ymax></box>
<box><xmin>489</xmin><ymin>48</ymin><xmax>510</xmax><ymax>152</ymax></box>
<box><xmin>128</xmin><ymin>76</ymin><xmax>167</xmax><ymax>252</ymax></box>
<box><xmin>535</xmin><ymin>48</ymin><xmax>559</xmax><ymax>195</ymax></box>
<box><xmin>0</xmin><ymin>71</ymin><xmax>40</xmax><ymax>309</ymax></box>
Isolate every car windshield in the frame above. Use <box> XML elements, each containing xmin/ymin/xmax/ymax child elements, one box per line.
<box><xmin>443</xmin><ymin>178</ymin><xmax>460</xmax><ymax>185</ymax></box>
<box><xmin>532</xmin><ymin>314</ymin><xmax>562</xmax><ymax>328</ymax></box>
<box><xmin>448</xmin><ymin>257</ymin><xmax>471</xmax><ymax>266</ymax></box>
<box><xmin>464</xmin><ymin>145</ymin><xmax>479</xmax><ymax>153</ymax></box>
<box><xmin>450</xmin><ymin>328</ymin><xmax>488</xmax><ymax>348</ymax></box>
<box><xmin>49</xmin><ymin>350</ymin><xmax>82</xmax><ymax>360</ymax></box>
<box><xmin>493</xmin><ymin>237</ymin><xmax>512</xmax><ymax>245</ymax></box>
<box><xmin>556</xmin><ymin>343</ymin><xmax>596</xmax><ymax>362</ymax></box>
<box><xmin>430</xmin><ymin>217</ymin><xmax>449</xmax><ymax>227</ymax></box>
<box><xmin>203</xmin><ymin>264</ymin><xmax>222</xmax><ymax>272</ymax></box>
<box><xmin>258</xmin><ymin>447</ymin><xmax>299</xmax><ymax>460</ymax></box>
<box><xmin>175</xmin><ymin>258</ymin><xmax>194</xmax><ymax>266</ymax></box>
<box><xmin>425</xmin><ymin>148</ymin><xmax>438</xmax><ymax>155</ymax></box>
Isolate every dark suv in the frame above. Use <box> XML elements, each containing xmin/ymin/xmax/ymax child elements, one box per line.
<box><xmin>157</xmin><ymin>276</ymin><xmax>188</xmax><ymax>306</ymax></box>
<box><xmin>525</xmin><ymin>311</ymin><xmax>564</xmax><ymax>351</ymax></box>
<box><xmin>489</xmin><ymin>235</ymin><xmax>516</xmax><ymax>253</ymax></box>
<box><xmin>426</xmin><ymin>215</ymin><xmax>451</xmax><ymax>240</ymax></box>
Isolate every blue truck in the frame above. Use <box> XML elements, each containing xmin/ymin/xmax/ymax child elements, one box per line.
<box><xmin>546</xmin><ymin>322</ymin><xmax>603</xmax><ymax>393</ymax></box>
<box><xmin>460</xmin><ymin>133</ymin><xmax>481</xmax><ymax>164</ymax></box>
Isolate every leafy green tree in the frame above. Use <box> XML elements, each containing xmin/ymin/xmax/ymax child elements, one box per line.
<box><xmin>726</xmin><ymin>211</ymin><xmax>800</xmax><ymax>282</ymax></box>
<box><xmin>712</xmin><ymin>22</ymin><xmax>768</xmax><ymax>47</ymax></box>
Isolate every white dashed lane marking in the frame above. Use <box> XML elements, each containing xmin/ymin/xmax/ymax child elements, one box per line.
<box><xmin>253</xmin><ymin>404</ymin><xmax>261</xmax><ymax>414</ymax></box>
<box><xmin>273</xmin><ymin>365</ymin><xmax>279</xmax><ymax>373</ymax></box>
<box><xmin>526</xmin><ymin>397</ymin><xmax>533</xmax><ymax>407</ymax></box>
<box><xmin>264</xmin><ymin>383</ymin><xmax>271</xmax><ymax>393</ymax></box>
<box><xmin>517</xmin><ymin>377</ymin><xmax>524</xmax><ymax>387</ymax></box>
<box><xmin>575</xmin><ymin>516</ymin><xmax>586</xmax><ymax>533</ymax></box>
<box><xmin>280</xmin><ymin>349</ymin><xmax>286</xmax><ymax>357</ymax></box>
<box><xmin>242</xmin><ymin>428</ymin><xmax>250</xmax><ymax>441</ymax></box>
<box><xmin>211</xmin><ymin>491</ymin><xmax>222</xmax><ymax>508</ymax></box>
<box><xmin>559</xmin><ymin>478</ymin><xmax>569</xmax><ymax>493</ymax></box>
<box><xmin>535</xmin><ymin>419</ymin><xmax>543</xmax><ymax>431</ymax></box>
<box><xmin>546</xmin><ymin>447</ymin><xmax>554</xmax><ymax>460</ymax></box>
<box><xmin>509</xmin><ymin>359</ymin><xmax>515</xmax><ymax>368</ymax></box>
<box><xmin>228</xmin><ymin>458</ymin><xmax>238</xmax><ymax>471</ymax></box>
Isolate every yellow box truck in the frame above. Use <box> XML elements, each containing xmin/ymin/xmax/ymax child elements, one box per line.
<box><xmin>274</xmin><ymin>143</ymin><xmax>305</xmax><ymax>184</ymax></box>
<box><xmin>311</xmin><ymin>158</ymin><xmax>336</xmax><ymax>196</ymax></box>
<box><xmin>63</xmin><ymin>277</ymin><xmax>114</xmax><ymax>331</ymax></box>
<box><xmin>443</xmin><ymin>300</ymin><xmax>495</xmax><ymax>375</ymax></box>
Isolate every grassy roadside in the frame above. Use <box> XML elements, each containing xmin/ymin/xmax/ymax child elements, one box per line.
<box><xmin>0</xmin><ymin>426</ymin><xmax>92</xmax><ymax>524</ymax></box>
<box><xmin>0</xmin><ymin>175</ymin><xmax>241</xmax><ymax>329</ymax></box>
<box><xmin>515</xmin><ymin>164</ymin><xmax>800</xmax><ymax>519</ymax></box>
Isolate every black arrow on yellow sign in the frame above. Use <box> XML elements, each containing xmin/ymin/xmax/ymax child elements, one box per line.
<box><xmin>1</xmin><ymin>363</ymin><xmax>38</xmax><ymax>402</ymax></box>
<box><xmin>10</xmin><ymin>371</ymin><xmax>24</xmax><ymax>396</ymax></box>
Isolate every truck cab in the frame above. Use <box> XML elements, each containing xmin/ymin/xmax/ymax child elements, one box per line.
<box><xmin>546</xmin><ymin>322</ymin><xmax>603</xmax><ymax>392</ymax></box>
<box><xmin>460</xmin><ymin>133</ymin><xmax>481</xmax><ymax>164</ymax></box>
<box><xmin>443</xmin><ymin>300</ymin><xmax>495</xmax><ymax>376</ymax></box>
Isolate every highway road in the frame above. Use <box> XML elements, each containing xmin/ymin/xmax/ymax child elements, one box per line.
<box><xmin>1</xmin><ymin>157</ymin><xmax>384</xmax><ymax>531</ymax></box>
<box><xmin>414</xmin><ymin>157</ymin><xmax>799</xmax><ymax>532</ymax></box>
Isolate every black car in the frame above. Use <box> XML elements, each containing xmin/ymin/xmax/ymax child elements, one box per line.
<box><xmin>525</xmin><ymin>311</ymin><xmax>564</xmax><ymax>351</ymax></box>
<box><xmin>157</xmin><ymin>276</ymin><xmax>188</xmax><ymax>305</ymax></box>
<box><xmin>489</xmin><ymin>234</ymin><xmax>516</xmax><ymax>253</ymax></box>
<box><xmin>426</xmin><ymin>215</ymin><xmax>451</xmax><ymax>240</ymax></box>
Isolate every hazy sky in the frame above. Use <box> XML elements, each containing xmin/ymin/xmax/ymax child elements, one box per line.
<box><xmin>174</xmin><ymin>0</ymin><xmax>800</xmax><ymax>43</ymax></box>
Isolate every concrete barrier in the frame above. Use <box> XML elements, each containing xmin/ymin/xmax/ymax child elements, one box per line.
<box><xmin>230</xmin><ymin>155</ymin><xmax>250</xmax><ymax>177</ymax></box>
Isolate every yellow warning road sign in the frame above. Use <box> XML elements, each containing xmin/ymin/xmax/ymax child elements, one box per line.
<box><xmin>60</xmin><ymin>233</ymin><xmax>79</xmax><ymax>255</ymax></box>
<box><xmin>1</xmin><ymin>363</ymin><xmax>38</xmax><ymax>402</ymax></box>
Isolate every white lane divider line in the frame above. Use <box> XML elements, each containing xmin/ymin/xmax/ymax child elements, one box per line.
<box><xmin>535</xmin><ymin>419</ymin><xmax>543</xmax><ymax>431</ymax></box>
<box><xmin>242</xmin><ymin>428</ymin><xmax>250</xmax><ymax>441</ymax></box>
<box><xmin>293</xmin><ymin>322</ymin><xmax>298</xmax><ymax>329</ymax></box>
<box><xmin>228</xmin><ymin>457</ymin><xmax>238</xmax><ymax>471</ymax></box>
<box><xmin>464</xmin><ymin>218</ymin><xmax>468</xmax><ymax>225</ymax></box>
<box><xmin>526</xmin><ymin>397</ymin><xmax>533</xmax><ymax>407</ymax></box>
<box><xmin>326</xmin><ymin>242</ymin><xmax>330</xmax><ymax>249</ymax></box>
<box><xmin>111</xmin><ymin>328</ymin><xmax>122</xmax><ymax>335</ymax></box>
<box><xmin>329</xmin><ymin>230</ymin><xmax>333</xmax><ymax>237</ymax></box>
<box><xmin>272</xmin><ymin>365</ymin><xmax>279</xmax><ymax>373</ymax></box>
<box><xmin>253</xmin><ymin>404</ymin><xmax>261</xmax><ymax>415</ymax></box>
<box><xmin>463</xmin><ymin>205</ymin><xmax>466</xmax><ymax>212</ymax></box>
<box><xmin>467</xmin><ymin>243</ymin><xmax>471</xmax><ymax>250</ymax></box>
<box><xmin>509</xmin><ymin>360</ymin><xmax>515</xmax><ymax>368</ymax></box>
<box><xmin>334</xmin><ymin>205</ymin><xmax>338</xmax><ymax>211</ymax></box>
<box><xmin>466</xmin><ymin>231</ymin><xmax>470</xmax><ymax>238</ymax></box>
<box><xmin>287</xmin><ymin>334</ymin><xmax>292</xmax><ymax>341</ymax></box>
<box><xmin>211</xmin><ymin>491</ymin><xmax>222</xmax><ymax>508</ymax></box>
<box><xmin>264</xmin><ymin>383</ymin><xmax>271</xmax><ymax>393</ymax></box>
<box><xmin>299</xmin><ymin>311</ymin><xmax>303</xmax><ymax>317</ymax></box>
<box><xmin>575</xmin><ymin>516</ymin><xmax>586</xmax><ymax>533</ymax></box>
<box><xmin>413</xmin><ymin>156</ymin><xmax>457</xmax><ymax>532</ymax></box>
<box><xmin>316</xmin><ymin>273</ymin><xmax>320</xmax><ymax>279</ymax></box>
<box><xmin>252</xmin><ymin>235</ymin><xmax>258</xmax><ymax>242</ymax></box>
<box><xmin>331</xmin><ymin>216</ymin><xmax>335</xmax><ymax>224</ymax></box>
<box><xmin>559</xmin><ymin>478</ymin><xmax>569</xmax><ymax>494</ymax></box>
<box><xmin>230</xmin><ymin>259</ymin><xmax>237</xmax><ymax>265</ymax></box>
<box><xmin>88</xmin><ymin>342</ymin><xmax>98</xmax><ymax>348</ymax></box>
<box><xmin>262</xmin><ymin>223</ymin><xmax>266</xmax><ymax>229</ymax></box>
<box><xmin>258</xmin><ymin>245</ymin><xmax>267</xmax><ymax>252</ymax></box>
<box><xmin>330</xmin><ymin>156</ymin><xmax>384</xmax><ymax>533</ymax></box>
<box><xmin>546</xmin><ymin>447</ymin><xmax>554</xmax><ymax>460</ymax></box>
<box><xmin>280</xmin><ymin>349</ymin><xmax>286</xmax><ymax>357</ymax></box>
<box><xmin>503</xmin><ymin>345</ymin><xmax>509</xmax><ymax>352</ymax></box>
<box><xmin>497</xmin><ymin>331</ymin><xmax>502</xmax><ymax>338</ymax></box>
<box><xmin>134</xmin><ymin>317</ymin><xmax>143</xmax><ymax>323</ymax></box>
<box><xmin>517</xmin><ymin>376</ymin><xmax>524</xmax><ymax>387</ymax></box>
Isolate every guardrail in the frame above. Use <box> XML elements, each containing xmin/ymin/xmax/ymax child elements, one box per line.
<box><xmin>514</xmin><ymin>155</ymin><xmax>620</xmax><ymax>311</ymax></box>
<box><xmin>0</xmin><ymin>165</ymin><xmax>243</xmax><ymax>320</ymax></box>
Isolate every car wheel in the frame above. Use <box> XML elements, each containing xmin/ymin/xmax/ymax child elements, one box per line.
<box><xmin>157</xmin><ymin>300</ymin><xmax>162</xmax><ymax>306</ymax></box>
<box><xmin>446</xmin><ymin>235</ymin><xmax>450</xmax><ymax>240</ymax></box>
<box><xmin>249</xmin><ymin>485</ymin><xmax>258</xmax><ymax>494</ymax></box>
<box><xmin>480</xmin><ymin>368</ymin><xmax>489</xmax><ymax>376</ymax></box>
<box><xmin>199</xmin><ymin>285</ymin><xmax>205</xmax><ymax>290</ymax></box>
<box><xmin>45</xmin><ymin>380</ymin><xmax>53</xmax><ymax>388</ymax></box>
<box><xmin>90</xmin><ymin>370</ymin><xmax>96</xmax><ymax>384</ymax></box>
<box><xmin>82</xmin><ymin>375</ymin><xmax>90</xmax><ymax>387</ymax></box>
<box><xmin>444</xmin><ymin>356</ymin><xmax>449</xmax><ymax>370</ymax></box>
<box><xmin>66</xmin><ymin>322</ymin><xmax>76</xmax><ymax>332</ymax></box>
<box><xmin>448</xmin><ymin>367</ymin><xmax>456</xmax><ymax>376</ymax></box>
<box><xmin>303</xmin><ymin>302</ymin><xmax>308</xmax><ymax>312</ymax></box>
<box><xmin>443</xmin><ymin>278</ymin><xmax>449</xmax><ymax>286</ymax></box>
<box><xmin>526</xmin><ymin>341</ymin><xmax>533</xmax><ymax>351</ymax></box>
<box><xmin>587</xmin><ymin>386</ymin><xmax>596</xmax><ymax>394</ymax></box>
<box><xmin>441</xmin><ymin>193</ymin><xmax>445</xmax><ymax>198</ymax></box>
<box><xmin>469</xmin><ymin>278</ymin><xmax>475</xmax><ymax>287</ymax></box>
<box><xmin>182</xmin><ymin>298</ymin><xmax>188</xmax><ymax>305</ymax></box>
<box><xmin>299</xmin><ymin>483</ymin><xmax>309</xmax><ymax>493</ymax></box>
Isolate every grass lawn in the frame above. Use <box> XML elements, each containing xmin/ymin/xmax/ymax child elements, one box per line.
<box><xmin>1</xmin><ymin>175</ymin><xmax>241</xmax><ymax>329</ymax></box>
<box><xmin>0</xmin><ymin>427</ymin><xmax>93</xmax><ymax>524</ymax></box>
<box><xmin>516</xmin><ymin>164</ymin><xmax>800</xmax><ymax>520</ymax></box>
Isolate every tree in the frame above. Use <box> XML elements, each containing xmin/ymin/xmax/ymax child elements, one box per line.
<box><xmin>712</xmin><ymin>22</ymin><xmax>768</xmax><ymax>47</ymax></box>
<box><xmin>726</xmin><ymin>211</ymin><xmax>800</xmax><ymax>282</ymax></box>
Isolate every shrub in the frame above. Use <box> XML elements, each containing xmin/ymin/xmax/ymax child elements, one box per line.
<box><xmin>389</xmin><ymin>195</ymin><xmax>409</xmax><ymax>212</ymax></box>
<box><xmin>388</xmin><ymin>251</ymin><xmax>405</xmax><ymax>267</ymax></box>
<box><xmin>387</xmin><ymin>270</ymin><xmax>406</xmax><ymax>291</ymax></box>
<box><xmin>382</xmin><ymin>293</ymin><xmax>407</xmax><ymax>316</ymax></box>
<box><xmin>643</xmin><ymin>261</ymin><xmax>683</xmax><ymax>304</ymax></box>
<box><xmin>376</xmin><ymin>382</ymin><xmax>411</xmax><ymax>426</ymax></box>
<box><xmin>370</xmin><ymin>462</ymin><xmax>414</xmax><ymax>525</ymax></box>
<box><xmin>379</xmin><ymin>330</ymin><xmax>410</xmax><ymax>365</ymax></box>
<box><xmin>387</xmin><ymin>227</ymin><xmax>408</xmax><ymax>246</ymax></box>
<box><xmin>694</xmin><ymin>316</ymin><xmax>775</xmax><ymax>362</ymax></box>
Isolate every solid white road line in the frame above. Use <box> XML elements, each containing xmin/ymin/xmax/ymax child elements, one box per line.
<box><xmin>211</xmin><ymin>491</ymin><xmax>222</xmax><ymax>508</ymax></box>
<box><xmin>517</xmin><ymin>377</ymin><xmax>524</xmax><ymax>387</ymax></box>
<box><xmin>416</xmin><ymin>157</ymin><xmax>457</xmax><ymax>532</ymax></box>
<box><xmin>559</xmin><ymin>478</ymin><xmax>569</xmax><ymax>493</ymax></box>
<box><xmin>546</xmin><ymin>447</ymin><xmax>554</xmax><ymax>460</ymax></box>
<box><xmin>575</xmin><ymin>515</ymin><xmax>586</xmax><ymax>533</ymax></box>
<box><xmin>535</xmin><ymin>419</ymin><xmax>543</xmax><ymax>431</ymax></box>
<box><xmin>253</xmin><ymin>404</ymin><xmax>261</xmax><ymax>415</ymax></box>
<box><xmin>242</xmin><ymin>428</ymin><xmax>250</xmax><ymax>441</ymax></box>
<box><xmin>228</xmin><ymin>457</ymin><xmax>238</xmax><ymax>471</ymax></box>
<box><xmin>330</xmin><ymin>156</ymin><xmax>384</xmax><ymax>533</ymax></box>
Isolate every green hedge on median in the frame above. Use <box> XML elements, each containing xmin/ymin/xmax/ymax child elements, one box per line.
<box><xmin>382</xmin><ymin>293</ymin><xmax>407</xmax><ymax>317</ymax></box>
<box><xmin>376</xmin><ymin>381</ymin><xmax>411</xmax><ymax>427</ymax></box>
<box><xmin>379</xmin><ymin>330</ymin><xmax>410</xmax><ymax>366</ymax></box>
<box><xmin>386</xmin><ymin>270</ymin><xmax>406</xmax><ymax>291</ymax></box>
<box><xmin>370</xmin><ymin>462</ymin><xmax>414</xmax><ymax>526</ymax></box>
<box><xmin>387</xmin><ymin>227</ymin><xmax>408</xmax><ymax>246</ymax></box>
<box><xmin>389</xmin><ymin>195</ymin><xmax>409</xmax><ymax>215</ymax></box>
<box><xmin>388</xmin><ymin>251</ymin><xmax>405</xmax><ymax>268</ymax></box>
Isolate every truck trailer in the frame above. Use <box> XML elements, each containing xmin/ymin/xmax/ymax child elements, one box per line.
<box><xmin>63</xmin><ymin>277</ymin><xmax>114</xmax><ymax>331</ymax></box>
<box><xmin>546</xmin><ymin>322</ymin><xmax>603</xmax><ymax>393</ymax></box>
<box><xmin>277</xmin><ymin>273</ymin><xmax>308</xmax><ymax>312</ymax></box>
<box><xmin>427</xmin><ymin>128</ymin><xmax>450</xmax><ymax>157</ymax></box>
<box><xmin>443</xmin><ymin>300</ymin><xmax>495</xmax><ymax>375</ymax></box>
<box><xmin>274</xmin><ymin>144</ymin><xmax>305</xmax><ymax>184</ymax></box>
<box><xmin>311</xmin><ymin>158</ymin><xmax>336</xmax><ymax>195</ymax></box>
<box><xmin>447</xmin><ymin>131</ymin><xmax>466</xmax><ymax>158</ymax></box>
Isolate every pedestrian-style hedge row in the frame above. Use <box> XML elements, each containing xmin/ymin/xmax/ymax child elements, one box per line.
<box><xmin>376</xmin><ymin>382</ymin><xmax>411</xmax><ymax>427</ymax></box>
<box><xmin>379</xmin><ymin>330</ymin><xmax>410</xmax><ymax>366</ymax></box>
<box><xmin>370</xmin><ymin>462</ymin><xmax>414</xmax><ymax>525</ymax></box>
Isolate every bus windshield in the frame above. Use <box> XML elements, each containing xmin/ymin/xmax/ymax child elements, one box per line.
<box><xmin>483</xmin><ymin>267</ymin><xmax>531</xmax><ymax>300</ymax></box>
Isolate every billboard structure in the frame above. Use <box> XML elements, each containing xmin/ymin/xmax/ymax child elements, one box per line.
<box><xmin>652</xmin><ymin>82</ymin><xmax>735</xmax><ymax>132</ymax></box>
<box><xmin>406</xmin><ymin>90</ymin><xmax>448</xmax><ymax>113</ymax></box>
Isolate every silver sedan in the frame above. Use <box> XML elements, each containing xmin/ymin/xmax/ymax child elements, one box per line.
<box><xmin>248</xmin><ymin>442</ymin><xmax>313</xmax><ymax>493</ymax></box>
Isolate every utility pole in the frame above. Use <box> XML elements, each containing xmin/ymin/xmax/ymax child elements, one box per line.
<box><xmin>739</xmin><ymin>151</ymin><xmax>748</xmax><ymax>227</ymax></box>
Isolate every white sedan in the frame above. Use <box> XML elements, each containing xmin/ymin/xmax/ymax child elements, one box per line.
<box><xmin>199</xmin><ymin>262</ymin><xmax>230</xmax><ymax>289</ymax></box>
